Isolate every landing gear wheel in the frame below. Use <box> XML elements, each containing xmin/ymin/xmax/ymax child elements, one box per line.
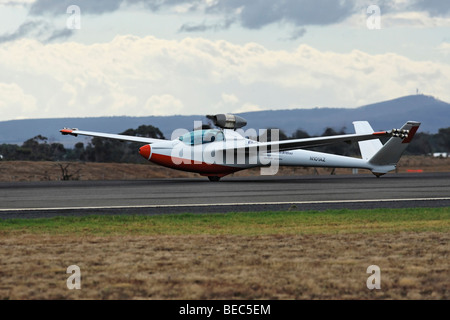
<box><xmin>208</xmin><ymin>176</ymin><xmax>221</xmax><ymax>182</ymax></box>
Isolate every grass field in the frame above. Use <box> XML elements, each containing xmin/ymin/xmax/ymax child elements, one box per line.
<box><xmin>0</xmin><ymin>208</ymin><xmax>448</xmax><ymax>299</ymax></box>
<box><xmin>1</xmin><ymin>208</ymin><xmax>449</xmax><ymax>236</ymax></box>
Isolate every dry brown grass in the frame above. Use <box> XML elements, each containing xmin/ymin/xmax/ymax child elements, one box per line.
<box><xmin>0</xmin><ymin>161</ymin><xmax>198</xmax><ymax>182</ymax></box>
<box><xmin>0</xmin><ymin>232</ymin><xmax>448</xmax><ymax>300</ymax></box>
<box><xmin>0</xmin><ymin>155</ymin><xmax>449</xmax><ymax>181</ymax></box>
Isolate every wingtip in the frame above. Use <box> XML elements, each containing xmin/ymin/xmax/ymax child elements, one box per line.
<box><xmin>60</xmin><ymin>128</ymin><xmax>73</xmax><ymax>135</ymax></box>
<box><xmin>60</xmin><ymin>128</ymin><xmax>78</xmax><ymax>137</ymax></box>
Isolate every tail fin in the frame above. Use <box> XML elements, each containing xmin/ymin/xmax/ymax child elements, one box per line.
<box><xmin>354</xmin><ymin>121</ymin><xmax>421</xmax><ymax>176</ymax></box>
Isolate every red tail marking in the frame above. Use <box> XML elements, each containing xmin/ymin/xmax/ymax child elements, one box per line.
<box><xmin>402</xmin><ymin>126</ymin><xmax>419</xmax><ymax>144</ymax></box>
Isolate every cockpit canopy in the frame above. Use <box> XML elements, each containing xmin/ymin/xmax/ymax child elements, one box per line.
<box><xmin>178</xmin><ymin>129</ymin><xmax>225</xmax><ymax>145</ymax></box>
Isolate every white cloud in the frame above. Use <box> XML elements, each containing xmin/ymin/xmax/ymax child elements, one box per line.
<box><xmin>0</xmin><ymin>35</ymin><xmax>449</xmax><ymax>121</ymax></box>
<box><xmin>233</xmin><ymin>103</ymin><xmax>263</xmax><ymax>113</ymax></box>
<box><xmin>381</xmin><ymin>11</ymin><xmax>450</xmax><ymax>28</ymax></box>
<box><xmin>211</xmin><ymin>93</ymin><xmax>240</xmax><ymax>113</ymax></box>
<box><xmin>0</xmin><ymin>0</ymin><xmax>35</xmax><ymax>6</ymax></box>
<box><xmin>341</xmin><ymin>2</ymin><xmax>450</xmax><ymax>29</ymax></box>
<box><xmin>0</xmin><ymin>82</ymin><xmax>37</xmax><ymax>119</ymax></box>
<box><xmin>437</xmin><ymin>42</ymin><xmax>450</xmax><ymax>55</ymax></box>
<box><xmin>143</xmin><ymin>94</ymin><xmax>184</xmax><ymax>116</ymax></box>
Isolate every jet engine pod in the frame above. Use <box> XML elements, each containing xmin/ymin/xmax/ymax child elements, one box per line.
<box><xmin>206</xmin><ymin>114</ymin><xmax>247</xmax><ymax>130</ymax></box>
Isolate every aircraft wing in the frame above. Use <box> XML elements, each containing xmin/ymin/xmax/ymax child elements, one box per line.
<box><xmin>244</xmin><ymin>130</ymin><xmax>392</xmax><ymax>152</ymax></box>
<box><xmin>60</xmin><ymin>128</ymin><xmax>167</xmax><ymax>144</ymax></box>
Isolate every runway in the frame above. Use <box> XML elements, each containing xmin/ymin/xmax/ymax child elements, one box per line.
<box><xmin>0</xmin><ymin>172</ymin><xmax>449</xmax><ymax>219</ymax></box>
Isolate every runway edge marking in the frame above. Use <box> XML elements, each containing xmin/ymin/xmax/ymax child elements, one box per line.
<box><xmin>1</xmin><ymin>197</ymin><xmax>450</xmax><ymax>213</ymax></box>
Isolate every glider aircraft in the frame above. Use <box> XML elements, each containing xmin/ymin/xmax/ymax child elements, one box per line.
<box><xmin>61</xmin><ymin>114</ymin><xmax>420</xmax><ymax>181</ymax></box>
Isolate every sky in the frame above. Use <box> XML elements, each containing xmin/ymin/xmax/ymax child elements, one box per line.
<box><xmin>0</xmin><ymin>0</ymin><xmax>449</xmax><ymax>121</ymax></box>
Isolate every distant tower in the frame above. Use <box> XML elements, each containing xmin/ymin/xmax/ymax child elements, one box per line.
<box><xmin>416</xmin><ymin>88</ymin><xmax>419</xmax><ymax>95</ymax></box>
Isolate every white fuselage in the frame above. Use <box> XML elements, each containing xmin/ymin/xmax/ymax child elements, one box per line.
<box><xmin>140</xmin><ymin>129</ymin><xmax>390</xmax><ymax>177</ymax></box>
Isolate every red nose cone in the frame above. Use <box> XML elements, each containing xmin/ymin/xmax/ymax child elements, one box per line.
<box><xmin>139</xmin><ymin>144</ymin><xmax>151</xmax><ymax>160</ymax></box>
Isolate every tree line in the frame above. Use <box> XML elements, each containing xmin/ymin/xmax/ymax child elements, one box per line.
<box><xmin>267</xmin><ymin>127</ymin><xmax>450</xmax><ymax>157</ymax></box>
<box><xmin>0</xmin><ymin>125</ymin><xmax>448</xmax><ymax>163</ymax></box>
<box><xmin>0</xmin><ymin>125</ymin><xmax>164</xmax><ymax>163</ymax></box>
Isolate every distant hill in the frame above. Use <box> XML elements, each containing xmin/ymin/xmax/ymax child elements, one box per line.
<box><xmin>239</xmin><ymin>94</ymin><xmax>450</xmax><ymax>136</ymax></box>
<box><xmin>0</xmin><ymin>94</ymin><xmax>448</xmax><ymax>147</ymax></box>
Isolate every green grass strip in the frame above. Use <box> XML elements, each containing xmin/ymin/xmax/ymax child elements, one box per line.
<box><xmin>0</xmin><ymin>207</ymin><xmax>449</xmax><ymax>236</ymax></box>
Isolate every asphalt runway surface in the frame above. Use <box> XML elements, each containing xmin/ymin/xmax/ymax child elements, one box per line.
<box><xmin>0</xmin><ymin>172</ymin><xmax>449</xmax><ymax>219</ymax></box>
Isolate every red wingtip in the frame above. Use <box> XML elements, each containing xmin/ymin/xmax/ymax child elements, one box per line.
<box><xmin>60</xmin><ymin>129</ymin><xmax>73</xmax><ymax>134</ymax></box>
<box><xmin>139</xmin><ymin>144</ymin><xmax>151</xmax><ymax>160</ymax></box>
